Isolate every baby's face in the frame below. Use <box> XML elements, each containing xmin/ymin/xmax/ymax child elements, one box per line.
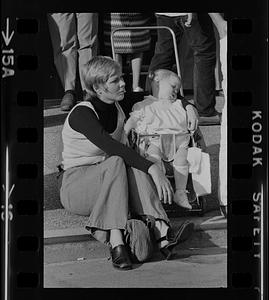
<box><xmin>158</xmin><ymin>77</ymin><xmax>180</xmax><ymax>102</ymax></box>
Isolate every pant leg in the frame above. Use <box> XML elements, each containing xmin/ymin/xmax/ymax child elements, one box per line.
<box><xmin>182</xmin><ymin>14</ymin><xmax>217</xmax><ymax>116</ymax></box>
<box><xmin>48</xmin><ymin>13</ymin><xmax>77</xmax><ymax>92</ymax></box>
<box><xmin>127</xmin><ymin>167</ymin><xmax>170</xmax><ymax>224</ymax></box>
<box><xmin>60</xmin><ymin>156</ymin><xmax>129</xmax><ymax>244</ymax></box>
<box><xmin>76</xmin><ymin>13</ymin><xmax>99</xmax><ymax>91</ymax></box>
<box><xmin>47</xmin><ymin>14</ymin><xmax>64</xmax><ymax>88</ymax></box>
<box><xmin>218</xmin><ymin>35</ymin><xmax>227</xmax><ymax>206</ymax></box>
<box><xmin>146</xmin><ymin>15</ymin><xmax>183</xmax><ymax>91</ymax></box>
<box><xmin>214</xmin><ymin>26</ymin><xmax>222</xmax><ymax>90</ymax></box>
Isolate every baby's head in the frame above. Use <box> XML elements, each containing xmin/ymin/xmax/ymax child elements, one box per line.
<box><xmin>148</xmin><ymin>69</ymin><xmax>181</xmax><ymax>102</ymax></box>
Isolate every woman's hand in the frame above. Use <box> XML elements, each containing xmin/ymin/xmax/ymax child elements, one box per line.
<box><xmin>186</xmin><ymin>104</ymin><xmax>199</xmax><ymax>131</ymax></box>
<box><xmin>148</xmin><ymin>163</ymin><xmax>173</xmax><ymax>205</ymax></box>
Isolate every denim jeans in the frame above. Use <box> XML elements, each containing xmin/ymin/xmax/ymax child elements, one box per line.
<box><xmin>148</xmin><ymin>14</ymin><xmax>217</xmax><ymax>116</ymax></box>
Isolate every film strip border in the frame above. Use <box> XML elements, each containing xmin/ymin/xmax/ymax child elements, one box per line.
<box><xmin>1</xmin><ymin>17</ymin><xmax>42</xmax><ymax>299</ymax></box>
<box><xmin>1</xmin><ymin>14</ymin><xmax>267</xmax><ymax>299</ymax></box>
<box><xmin>229</xmin><ymin>16</ymin><xmax>266</xmax><ymax>297</ymax></box>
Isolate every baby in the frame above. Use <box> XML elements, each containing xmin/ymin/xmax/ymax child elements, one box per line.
<box><xmin>124</xmin><ymin>69</ymin><xmax>193</xmax><ymax>209</ymax></box>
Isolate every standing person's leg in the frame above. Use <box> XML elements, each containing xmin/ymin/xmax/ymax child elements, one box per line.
<box><xmin>131</xmin><ymin>52</ymin><xmax>144</xmax><ymax>92</ymax></box>
<box><xmin>47</xmin><ymin>13</ymin><xmax>65</xmax><ymax>88</ymax></box>
<box><xmin>214</xmin><ymin>26</ymin><xmax>222</xmax><ymax>91</ymax></box>
<box><xmin>48</xmin><ymin>13</ymin><xmax>77</xmax><ymax>111</ymax></box>
<box><xmin>218</xmin><ymin>35</ymin><xmax>227</xmax><ymax>214</ymax></box>
<box><xmin>146</xmin><ymin>15</ymin><xmax>182</xmax><ymax>91</ymax></box>
<box><xmin>182</xmin><ymin>14</ymin><xmax>218</xmax><ymax>118</ymax></box>
<box><xmin>76</xmin><ymin>13</ymin><xmax>99</xmax><ymax>93</ymax></box>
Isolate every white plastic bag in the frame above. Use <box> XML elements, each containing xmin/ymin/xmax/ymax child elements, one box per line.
<box><xmin>187</xmin><ymin>146</ymin><xmax>202</xmax><ymax>173</ymax></box>
<box><xmin>192</xmin><ymin>151</ymin><xmax>211</xmax><ymax>196</ymax></box>
<box><xmin>188</xmin><ymin>133</ymin><xmax>211</xmax><ymax>196</ymax></box>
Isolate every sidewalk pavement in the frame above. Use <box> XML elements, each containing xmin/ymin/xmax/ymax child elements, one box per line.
<box><xmin>44</xmin><ymin>209</ymin><xmax>226</xmax><ymax>245</ymax></box>
<box><xmin>44</xmin><ymin>211</ymin><xmax>227</xmax><ymax>288</ymax></box>
<box><xmin>44</xmin><ymin>247</ymin><xmax>227</xmax><ymax>288</ymax></box>
<box><xmin>44</xmin><ymin>210</ymin><xmax>227</xmax><ymax>288</ymax></box>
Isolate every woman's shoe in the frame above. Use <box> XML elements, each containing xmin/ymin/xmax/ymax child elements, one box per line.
<box><xmin>60</xmin><ymin>90</ymin><xmax>76</xmax><ymax>111</ymax></box>
<box><xmin>157</xmin><ymin>220</ymin><xmax>194</xmax><ymax>260</ymax></box>
<box><xmin>110</xmin><ymin>245</ymin><xmax>133</xmax><ymax>270</ymax></box>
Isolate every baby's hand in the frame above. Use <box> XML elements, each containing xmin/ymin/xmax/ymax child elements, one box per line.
<box><xmin>186</xmin><ymin>104</ymin><xmax>199</xmax><ymax>131</ymax></box>
<box><xmin>185</xmin><ymin>13</ymin><xmax>196</xmax><ymax>27</ymax></box>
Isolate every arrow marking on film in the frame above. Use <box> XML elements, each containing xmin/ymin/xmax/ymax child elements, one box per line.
<box><xmin>2</xmin><ymin>18</ymin><xmax>14</xmax><ymax>47</ymax></box>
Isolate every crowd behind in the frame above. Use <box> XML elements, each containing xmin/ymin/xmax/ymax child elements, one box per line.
<box><xmin>47</xmin><ymin>13</ymin><xmax>223</xmax><ymax>123</ymax></box>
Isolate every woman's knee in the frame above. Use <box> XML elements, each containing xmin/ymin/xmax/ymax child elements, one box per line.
<box><xmin>107</xmin><ymin>155</ymin><xmax>124</xmax><ymax>165</ymax></box>
<box><xmin>106</xmin><ymin>156</ymin><xmax>126</xmax><ymax>173</ymax></box>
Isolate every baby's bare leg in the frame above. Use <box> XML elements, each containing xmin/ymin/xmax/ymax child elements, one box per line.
<box><xmin>146</xmin><ymin>143</ymin><xmax>165</xmax><ymax>172</ymax></box>
<box><xmin>173</xmin><ymin>147</ymin><xmax>192</xmax><ymax>209</ymax></box>
<box><xmin>173</xmin><ymin>147</ymin><xmax>188</xmax><ymax>189</ymax></box>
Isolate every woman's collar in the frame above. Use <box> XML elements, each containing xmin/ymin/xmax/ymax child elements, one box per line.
<box><xmin>90</xmin><ymin>97</ymin><xmax>115</xmax><ymax>111</ymax></box>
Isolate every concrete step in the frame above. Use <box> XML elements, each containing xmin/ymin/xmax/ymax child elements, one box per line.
<box><xmin>44</xmin><ymin>217</ymin><xmax>227</xmax><ymax>264</ymax></box>
<box><xmin>44</xmin><ymin>209</ymin><xmax>226</xmax><ymax>245</ymax></box>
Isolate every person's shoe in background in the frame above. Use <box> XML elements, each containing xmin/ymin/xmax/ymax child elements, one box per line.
<box><xmin>132</xmin><ymin>87</ymin><xmax>144</xmax><ymax>92</ymax></box>
<box><xmin>220</xmin><ymin>205</ymin><xmax>227</xmax><ymax>218</ymax></box>
<box><xmin>60</xmin><ymin>90</ymin><xmax>76</xmax><ymax>111</ymax></box>
<box><xmin>198</xmin><ymin>111</ymin><xmax>222</xmax><ymax>126</ymax></box>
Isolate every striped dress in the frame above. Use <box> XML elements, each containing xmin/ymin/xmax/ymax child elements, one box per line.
<box><xmin>103</xmin><ymin>13</ymin><xmax>151</xmax><ymax>54</ymax></box>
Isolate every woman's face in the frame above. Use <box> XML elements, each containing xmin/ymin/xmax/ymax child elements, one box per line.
<box><xmin>99</xmin><ymin>69</ymin><xmax>126</xmax><ymax>103</ymax></box>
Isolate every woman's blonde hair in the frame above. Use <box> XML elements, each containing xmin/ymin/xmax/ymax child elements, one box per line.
<box><xmin>82</xmin><ymin>56</ymin><xmax>121</xmax><ymax>100</ymax></box>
